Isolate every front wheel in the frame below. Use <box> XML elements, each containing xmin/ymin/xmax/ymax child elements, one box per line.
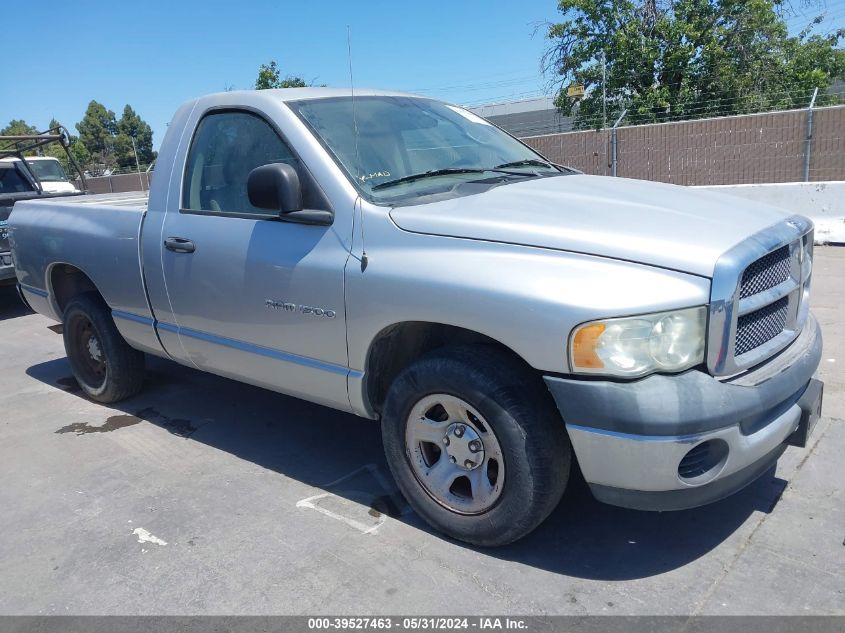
<box><xmin>381</xmin><ymin>346</ymin><xmax>571</xmax><ymax>546</ymax></box>
<box><xmin>63</xmin><ymin>293</ymin><xmax>145</xmax><ymax>403</ymax></box>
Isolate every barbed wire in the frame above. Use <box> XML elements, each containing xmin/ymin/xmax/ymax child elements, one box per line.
<box><xmin>82</xmin><ymin>164</ymin><xmax>154</xmax><ymax>177</ymax></box>
<box><xmin>463</xmin><ymin>71</ymin><xmax>843</xmax><ymax>112</ymax></box>
<box><xmin>515</xmin><ymin>104</ymin><xmax>845</xmax><ymax>137</ymax></box>
<box><xmin>481</xmin><ymin>86</ymin><xmax>842</xmax><ymax>137</ymax></box>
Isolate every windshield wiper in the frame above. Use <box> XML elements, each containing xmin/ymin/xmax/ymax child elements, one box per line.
<box><xmin>494</xmin><ymin>159</ymin><xmax>557</xmax><ymax>170</ymax></box>
<box><xmin>371</xmin><ymin>168</ymin><xmax>487</xmax><ymax>191</ymax></box>
<box><xmin>371</xmin><ymin>167</ymin><xmax>538</xmax><ymax>191</ymax></box>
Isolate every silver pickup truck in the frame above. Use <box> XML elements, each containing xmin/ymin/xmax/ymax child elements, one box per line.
<box><xmin>9</xmin><ymin>89</ymin><xmax>824</xmax><ymax>546</ymax></box>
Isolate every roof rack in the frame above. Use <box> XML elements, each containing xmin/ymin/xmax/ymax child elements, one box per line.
<box><xmin>0</xmin><ymin>125</ymin><xmax>87</xmax><ymax>191</ymax></box>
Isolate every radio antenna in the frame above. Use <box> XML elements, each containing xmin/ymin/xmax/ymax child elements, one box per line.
<box><xmin>347</xmin><ymin>25</ymin><xmax>368</xmax><ymax>271</ymax></box>
<box><xmin>347</xmin><ymin>26</ymin><xmax>360</xmax><ymax>171</ymax></box>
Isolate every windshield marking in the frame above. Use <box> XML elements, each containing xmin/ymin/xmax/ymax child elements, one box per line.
<box><xmin>359</xmin><ymin>170</ymin><xmax>391</xmax><ymax>183</ymax></box>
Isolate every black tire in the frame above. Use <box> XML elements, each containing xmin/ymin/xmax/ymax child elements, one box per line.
<box><xmin>62</xmin><ymin>293</ymin><xmax>145</xmax><ymax>403</ymax></box>
<box><xmin>381</xmin><ymin>345</ymin><xmax>571</xmax><ymax>546</ymax></box>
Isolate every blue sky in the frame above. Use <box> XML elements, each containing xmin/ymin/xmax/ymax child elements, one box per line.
<box><xmin>2</xmin><ymin>0</ymin><xmax>559</xmax><ymax>149</ymax></box>
<box><xmin>3</xmin><ymin>0</ymin><xmax>844</xmax><ymax>149</ymax></box>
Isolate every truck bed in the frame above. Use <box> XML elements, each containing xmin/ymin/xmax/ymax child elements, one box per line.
<box><xmin>10</xmin><ymin>190</ymin><xmax>152</xmax><ymax>324</ymax></box>
<box><xmin>26</xmin><ymin>190</ymin><xmax>149</xmax><ymax>209</ymax></box>
<box><xmin>1</xmin><ymin>190</ymin><xmax>91</xmax><ymax>281</ymax></box>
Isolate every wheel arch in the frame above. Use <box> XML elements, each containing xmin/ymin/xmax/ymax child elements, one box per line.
<box><xmin>363</xmin><ymin>320</ymin><xmax>536</xmax><ymax>416</ymax></box>
<box><xmin>46</xmin><ymin>262</ymin><xmax>103</xmax><ymax>318</ymax></box>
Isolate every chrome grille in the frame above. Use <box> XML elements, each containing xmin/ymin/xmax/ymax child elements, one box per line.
<box><xmin>739</xmin><ymin>246</ymin><xmax>790</xmax><ymax>299</ymax></box>
<box><xmin>707</xmin><ymin>216</ymin><xmax>814</xmax><ymax>376</ymax></box>
<box><xmin>735</xmin><ymin>296</ymin><xmax>789</xmax><ymax>356</ymax></box>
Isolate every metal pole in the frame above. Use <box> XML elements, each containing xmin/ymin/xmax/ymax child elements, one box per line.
<box><xmin>131</xmin><ymin>136</ymin><xmax>144</xmax><ymax>192</ymax></box>
<box><xmin>601</xmin><ymin>51</ymin><xmax>607</xmax><ymax>130</ymax></box>
<box><xmin>803</xmin><ymin>87</ymin><xmax>819</xmax><ymax>182</ymax></box>
<box><xmin>58</xmin><ymin>125</ymin><xmax>87</xmax><ymax>192</ymax></box>
<box><xmin>611</xmin><ymin>109</ymin><xmax>627</xmax><ymax>177</ymax></box>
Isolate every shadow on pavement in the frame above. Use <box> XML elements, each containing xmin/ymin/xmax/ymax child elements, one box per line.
<box><xmin>0</xmin><ymin>284</ymin><xmax>31</xmax><ymax>321</ymax></box>
<box><xmin>485</xmin><ymin>461</ymin><xmax>785</xmax><ymax>580</ymax></box>
<box><xmin>26</xmin><ymin>352</ymin><xmax>787</xmax><ymax>581</ymax></box>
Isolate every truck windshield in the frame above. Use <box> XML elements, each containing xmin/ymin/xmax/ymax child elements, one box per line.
<box><xmin>289</xmin><ymin>96</ymin><xmax>560</xmax><ymax>203</ymax></box>
<box><xmin>26</xmin><ymin>159</ymin><xmax>69</xmax><ymax>183</ymax></box>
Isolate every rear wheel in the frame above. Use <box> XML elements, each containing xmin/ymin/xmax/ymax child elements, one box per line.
<box><xmin>63</xmin><ymin>293</ymin><xmax>145</xmax><ymax>403</ymax></box>
<box><xmin>381</xmin><ymin>345</ymin><xmax>571</xmax><ymax>546</ymax></box>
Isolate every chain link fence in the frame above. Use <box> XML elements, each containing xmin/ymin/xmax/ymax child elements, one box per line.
<box><xmin>70</xmin><ymin>103</ymin><xmax>845</xmax><ymax>194</ymax></box>
<box><xmin>75</xmin><ymin>171</ymin><xmax>151</xmax><ymax>194</ymax></box>
<box><xmin>523</xmin><ymin>105</ymin><xmax>845</xmax><ymax>185</ymax></box>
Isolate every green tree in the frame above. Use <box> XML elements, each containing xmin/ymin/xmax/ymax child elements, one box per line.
<box><xmin>255</xmin><ymin>60</ymin><xmax>308</xmax><ymax>89</ymax></box>
<box><xmin>1</xmin><ymin>119</ymin><xmax>40</xmax><ymax>158</ymax></box>
<box><xmin>42</xmin><ymin>118</ymin><xmax>77</xmax><ymax>175</ymax></box>
<box><xmin>68</xmin><ymin>140</ymin><xmax>91</xmax><ymax>174</ymax></box>
<box><xmin>1</xmin><ymin>119</ymin><xmax>39</xmax><ymax>138</ymax></box>
<box><xmin>544</xmin><ymin>0</ymin><xmax>845</xmax><ymax>128</ymax></box>
<box><xmin>2</xmin><ymin>118</ymin><xmax>87</xmax><ymax>177</ymax></box>
<box><xmin>51</xmin><ymin>121</ymin><xmax>89</xmax><ymax>179</ymax></box>
<box><xmin>76</xmin><ymin>101</ymin><xmax>117</xmax><ymax>168</ymax></box>
<box><xmin>115</xmin><ymin>105</ymin><xmax>155</xmax><ymax>169</ymax></box>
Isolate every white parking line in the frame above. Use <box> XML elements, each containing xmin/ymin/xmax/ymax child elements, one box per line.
<box><xmin>295</xmin><ymin>464</ymin><xmax>397</xmax><ymax>534</ymax></box>
<box><xmin>296</xmin><ymin>492</ymin><xmax>385</xmax><ymax>535</ymax></box>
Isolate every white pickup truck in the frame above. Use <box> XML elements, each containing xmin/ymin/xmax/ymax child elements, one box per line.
<box><xmin>9</xmin><ymin>89</ymin><xmax>823</xmax><ymax>546</ymax></box>
<box><xmin>0</xmin><ymin>156</ymin><xmax>81</xmax><ymax>194</ymax></box>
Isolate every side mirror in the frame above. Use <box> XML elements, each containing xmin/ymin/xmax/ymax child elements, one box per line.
<box><xmin>247</xmin><ymin>163</ymin><xmax>303</xmax><ymax>213</ymax></box>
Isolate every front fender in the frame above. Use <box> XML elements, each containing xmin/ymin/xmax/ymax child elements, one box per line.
<box><xmin>345</xmin><ymin>209</ymin><xmax>711</xmax><ymax>390</ymax></box>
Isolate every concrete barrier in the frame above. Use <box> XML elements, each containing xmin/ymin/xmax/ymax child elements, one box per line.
<box><xmin>693</xmin><ymin>181</ymin><xmax>845</xmax><ymax>244</ymax></box>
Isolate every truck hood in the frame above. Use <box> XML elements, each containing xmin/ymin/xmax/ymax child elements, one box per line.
<box><xmin>389</xmin><ymin>175</ymin><xmax>793</xmax><ymax>277</ymax></box>
<box><xmin>39</xmin><ymin>181</ymin><xmax>80</xmax><ymax>194</ymax></box>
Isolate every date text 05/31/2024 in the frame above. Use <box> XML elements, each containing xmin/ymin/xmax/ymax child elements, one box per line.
<box><xmin>307</xmin><ymin>617</ymin><xmax>528</xmax><ymax>630</ymax></box>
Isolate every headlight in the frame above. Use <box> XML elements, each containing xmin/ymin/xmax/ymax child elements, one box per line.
<box><xmin>569</xmin><ymin>307</ymin><xmax>707</xmax><ymax>377</ymax></box>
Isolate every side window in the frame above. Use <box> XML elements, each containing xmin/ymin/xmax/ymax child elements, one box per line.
<box><xmin>182</xmin><ymin>111</ymin><xmax>301</xmax><ymax>215</ymax></box>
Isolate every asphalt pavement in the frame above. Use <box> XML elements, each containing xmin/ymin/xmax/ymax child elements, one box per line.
<box><xmin>0</xmin><ymin>248</ymin><xmax>842</xmax><ymax>615</ymax></box>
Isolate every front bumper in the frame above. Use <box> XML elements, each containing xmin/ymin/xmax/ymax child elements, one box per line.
<box><xmin>544</xmin><ymin>314</ymin><xmax>823</xmax><ymax>511</ymax></box>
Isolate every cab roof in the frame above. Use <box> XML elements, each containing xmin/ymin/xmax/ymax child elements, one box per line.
<box><xmin>198</xmin><ymin>87</ymin><xmax>425</xmax><ymax>103</ymax></box>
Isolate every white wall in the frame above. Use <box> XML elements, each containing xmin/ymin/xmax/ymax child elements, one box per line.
<box><xmin>693</xmin><ymin>181</ymin><xmax>845</xmax><ymax>244</ymax></box>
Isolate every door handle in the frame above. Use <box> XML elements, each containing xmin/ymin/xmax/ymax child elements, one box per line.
<box><xmin>164</xmin><ymin>237</ymin><xmax>195</xmax><ymax>253</ymax></box>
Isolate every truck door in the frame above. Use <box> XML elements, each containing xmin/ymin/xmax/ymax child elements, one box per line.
<box><xmin>158</xmin><ymin>109</ymin><xmax>353</xmax><ymax>412</ymax></box>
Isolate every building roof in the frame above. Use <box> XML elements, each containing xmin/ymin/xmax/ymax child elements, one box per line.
<box><xmin>469</xmin><ymin>96</ymin><xmax>573</xmax><ymax>137</ymax></box>
<box><xmin>468</xmin><ymin>96</ymin><xmax>557</xmax><ymax>117</ymax></box>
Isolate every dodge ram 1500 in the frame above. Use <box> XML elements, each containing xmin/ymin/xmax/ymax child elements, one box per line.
<box><xmin>9</xmin><ymin>89</ymin><xmax>823</xmax><ymax>545</ymax></box>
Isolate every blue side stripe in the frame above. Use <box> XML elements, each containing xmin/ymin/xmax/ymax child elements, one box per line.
<box><xmin>157</xmin><ymin>320</ymin><xmax>358</xmax><ymax>377</ymax></box>
<box><xmin>111</xmin><ymin>309</ymin><xmax>154</xmax><ymax>326</ymax></box>
<box><xmin>19</xmin><ymin>283</ymin><xmax>48</xmax><ymax>298</ymax></box>
<box><xmin>156</xmin><ymin>321</ymin><xmax>178</xmax><ymax>334</ymax></box>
